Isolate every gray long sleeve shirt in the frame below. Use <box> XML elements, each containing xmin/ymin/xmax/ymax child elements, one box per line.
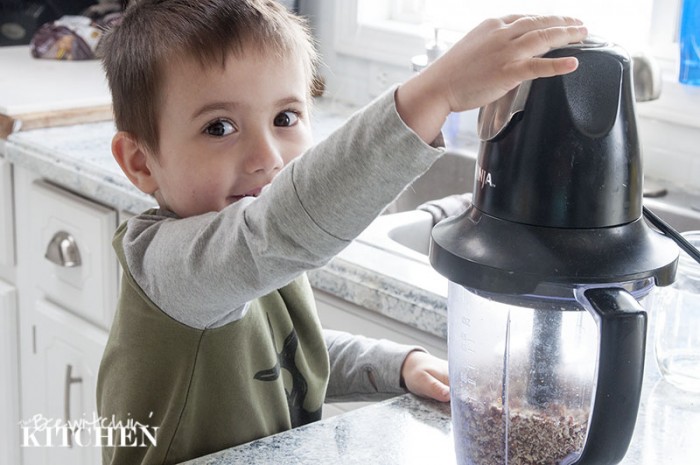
<box><xmin>118</xmin><ymin>87</ymin><xmax>444</xmax><ymax>400</ymax></box>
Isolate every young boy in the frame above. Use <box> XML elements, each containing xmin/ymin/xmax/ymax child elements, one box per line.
<box><xmin>96</xmin><ymin>0</ymin><xmax>587</xmax><ymax>463</ymax></box>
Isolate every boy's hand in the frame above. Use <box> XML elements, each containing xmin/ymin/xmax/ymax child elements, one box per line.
<box><xmin>401</xmin><ymin>350</ymin><xmax>450</xmax><ymax>402</ymax></box>
<box><xmin>396</xmin><ymin>15</ymin><xmax>588</xmax><ymax>143</ymax></box>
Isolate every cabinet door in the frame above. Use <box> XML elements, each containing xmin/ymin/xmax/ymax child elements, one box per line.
<box><xmin>20</xmin><ymin>299</ymin><xmax>107</xmax><ymax>465</ymax></box>
<box><xmin>29</xmin><ymin>180</ymin><xmax>118</xmax><ymax>330</ymax></box>
<box><xmin>315</xmin><ymin>290</ymin><xmax>447</xmax><ymax>358</ymax></box>
<box><xmin>0</xmin><ymin>280</ymin><xmax>20</xmax><ymax>465</ymax></box>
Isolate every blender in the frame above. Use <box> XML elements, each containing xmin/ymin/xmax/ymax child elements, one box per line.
<box><xmin>430</xmin><ymin>38</ymin><xmax>679</xmax><ymax>464</ymax></box>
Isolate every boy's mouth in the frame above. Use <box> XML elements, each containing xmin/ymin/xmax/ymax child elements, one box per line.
<box><xmin>228</xmin><ymin>186</ymin><xmax>263</xmax><ymax>202</ymax></box>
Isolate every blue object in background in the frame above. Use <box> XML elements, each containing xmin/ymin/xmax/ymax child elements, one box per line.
<box><xmin>679</xmin><ymin>0</ymin><xmax>700</xmax><ymax>86</ymax></box>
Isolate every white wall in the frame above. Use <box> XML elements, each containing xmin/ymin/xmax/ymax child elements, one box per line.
<box><xmin>301</xmin><ymin>1</ymin><xmax>414</xmax><ymax>106</ymax></box>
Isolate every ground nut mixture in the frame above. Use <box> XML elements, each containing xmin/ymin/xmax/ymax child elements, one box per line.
<box><xmin>453</xmin><ymin>396</ymin><xmax>588</xmax><ymax>465</ymax></box>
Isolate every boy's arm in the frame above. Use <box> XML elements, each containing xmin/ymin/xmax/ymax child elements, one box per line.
<box><xmin>323</xmin><ymin>329</ymin><xmax>421</xmax><ymax>402</ymax></box>
<box><xmin>122</xmin><ymin>89</ymin><xmax>441</xmax><ymax>329</ymax></box>
<box><xmin>121</xmin><ymin>16</ymin><xmax>587</xmax><ymax>329</ymax></box>
<box><xmin>324</xmin><ymin>330</ymin><xmax>450</xmax><ymax>403</ymax></box>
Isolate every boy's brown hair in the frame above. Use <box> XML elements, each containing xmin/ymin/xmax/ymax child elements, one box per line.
<box><xmin>99</xmin><ymin>0</ymin><xmax>317</xmax><ymax>155</ymax></box>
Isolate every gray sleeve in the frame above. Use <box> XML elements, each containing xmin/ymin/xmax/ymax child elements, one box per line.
<box><xmin>122</xmin><ymin>88</ymin><xmax>444</xmax><ymax>329</ymax></box>
<box><xmin>417</xmin><ymin>192</ymin><xmax>473</xmax><ymax>225</ymax></box>
<box><xmin>323</xmin><ymin>329</ymin><xmax>424</xmax><ymax>402</ymax></box>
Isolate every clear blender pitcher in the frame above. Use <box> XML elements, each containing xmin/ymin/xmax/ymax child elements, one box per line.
<box><xmin>430</xmin><ymin>38</ymin><xmax>679</xmax><ymax>464</ymax></box>
<box><xmin>448</xmin><ymin>280</ymin><xmax>654</xmax><ymax>464</ymax></box>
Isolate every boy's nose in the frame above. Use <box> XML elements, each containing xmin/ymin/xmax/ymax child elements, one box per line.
<box><xmin>244</xmin><ymin>132</ymin><xmax>284</xmax><ymax>174</ymax></box>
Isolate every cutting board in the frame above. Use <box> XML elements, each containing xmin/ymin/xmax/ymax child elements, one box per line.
<box><xmin>0</xmin><ymin>45</ymin><xmax>113</xmax><ymax>138</ymax></box>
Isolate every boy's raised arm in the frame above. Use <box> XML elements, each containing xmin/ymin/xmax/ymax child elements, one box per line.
<box><xmin>395</xmin><ymin>15</ymin><xmax>588</xmax><ymax>144</ymax></box>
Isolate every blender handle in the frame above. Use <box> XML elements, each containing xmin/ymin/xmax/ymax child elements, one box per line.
<box><xmin>573</xmin><ymin>287</ymin><xmax>646</xmax><ymax>465</ymax></box>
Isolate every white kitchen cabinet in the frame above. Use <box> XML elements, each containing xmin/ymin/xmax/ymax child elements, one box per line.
<box><xmin>314</xmin><ymin>289</ymin><xmax>447</xmax><ymax>417</ymax></box>
<box><xmin>315</xmin><ymin>289</ymin><xmax>447</xmax><ymax>357</ymax></box>
<box><xmin>14</xmin><ymin>166</ymin><xmax>117</xmax><ymax>465</ymax></box>
<box><xmin>0</xmin><ymin>154</ymin><xmax>20</xmax><ymax>464</ymax></box>
<box><xmin>19</xmin><ymin>299</ymin><xmax>107</xmax><ymax>465</ymax></box>
<box><xmin>0</xmin><ymin>280</ymin><xmax>20</xmax><ymax>465</ymax></box>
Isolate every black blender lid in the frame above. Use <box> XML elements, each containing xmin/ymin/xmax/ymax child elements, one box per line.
<box><xmin>478</xmin><ymin>36</ymin><xmax>611</xmax><ymax>142</ymax></box>
<box><xmin>429</xmin><ymin>39</ymin><xmax>679</xmax><ymax>294</ymax></box>
<box><xmin>430</xmin><ymin>205</ymin><xmax>678</xmax><ymax>295</ymax></box>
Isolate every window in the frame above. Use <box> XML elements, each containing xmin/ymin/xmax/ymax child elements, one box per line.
<box><xmin>393</xmin><ymin>0</ymin><xmax>658</xmax><ymax>49</ymax></box>
<box><xmin>334</xmin><ymin>0</ymin><xmax>699</xmax><ymax>127</ymax></box>
<box><xmin>338</xmin><ymin>0</ymin><xmax>681</xmax><ymax>63</ymax></box>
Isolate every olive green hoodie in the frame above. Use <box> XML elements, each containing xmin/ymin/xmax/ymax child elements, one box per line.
<box><xmin>98</xmin><ymin>227</ymin><xmax>329</xmax><ymax>464</ymax></box>
<box><xmin>97</xmin><ymin>88</ymin><xmax>443</xmax><ymax>464</ymax></box>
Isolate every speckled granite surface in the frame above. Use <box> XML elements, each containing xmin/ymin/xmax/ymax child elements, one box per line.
<box><xmin>178</xmin><ymin>356</ymin><xmax>700</xmax><ymax>465</ymax></box>
<box><xmin>179</xmin><ymin>395</ymin><xmax>456</xmax><ymax>465</ymax></box>
<box><xmin>7</xmin><ymin>120</ymin><xmax>155</xmax><ymax>213</ymax></box>
<box><xmin>184</xmin><ymin>323</ymin><xmax>700</xmax><ymax>465</ymax></box>
<box><xmin>5</xmin><ymin>98</ymin><xmax>449</xmax><ymax>339</ymax></box>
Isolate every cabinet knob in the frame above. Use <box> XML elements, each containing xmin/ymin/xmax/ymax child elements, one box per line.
<box><xmin>45</xmin><ymin>231</ymin><xmax>82</xmax><ymax>267</ymax></box>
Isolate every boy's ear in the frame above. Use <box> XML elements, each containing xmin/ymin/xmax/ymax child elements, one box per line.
<box><xmin>112</xmin><ymin>131</ymin><xmax>158</xmax><ymax>195</ymax></box>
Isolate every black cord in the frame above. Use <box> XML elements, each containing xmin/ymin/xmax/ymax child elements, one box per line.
<box><xmin>643</xmin><ymin>206</ymin><xmax>700</xmax><ymax>264</ymax></box>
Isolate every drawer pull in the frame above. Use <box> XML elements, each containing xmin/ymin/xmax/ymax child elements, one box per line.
<box><xmin>45</xmin><ymin>231</ymin><xmax>82</xmax><ymax>267</ymax></box>
<box><xmin>64</xmin><ymin>364</ymin><xmax>83</xmax><ymax>448</ymax></box>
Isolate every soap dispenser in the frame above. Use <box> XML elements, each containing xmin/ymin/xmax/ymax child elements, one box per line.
<box><xmin>411</xmin><ymin>28</ymin><xmax>447</xmax><ymax>72</ymax></box>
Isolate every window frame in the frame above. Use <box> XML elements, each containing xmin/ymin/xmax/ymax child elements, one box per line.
<box><xmin>333</xmin><ymin>2</ymin><xmax>426</xmax><ymax>67</ymax></box>
<box><xmin>333</xmin><ymin>0</ymin><xmax>700</xmax><ymax>128</ymax></box>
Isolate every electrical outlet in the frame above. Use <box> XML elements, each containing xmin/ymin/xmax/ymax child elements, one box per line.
<box><xmin>368</xmin><ymin>62</ymin><xmax>412</xmax><ymax>99</ymax></box>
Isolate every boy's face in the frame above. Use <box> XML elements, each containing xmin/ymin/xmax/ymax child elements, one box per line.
<box><xmin>147</xmin><ymin>50</ymin><xmax>313</xmax><ymax>217</ymax></box>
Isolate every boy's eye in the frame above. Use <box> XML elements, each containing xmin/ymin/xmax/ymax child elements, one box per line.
<box><xmin>273</xmin><ymin>110</ymin><xmax>299</xmax><ymax>127</ymax></box>
<box><xmin>204</xmin><ymin>119</ymin><xmax>235</xmax><ymax>137</ymax></box>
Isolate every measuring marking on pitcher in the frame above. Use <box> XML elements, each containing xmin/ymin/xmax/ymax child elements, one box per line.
<box><xmin>466</xmin><ymin>339</ymin><xmax>476</xmax><ymax>354</ymax></box>
<box><xmin>465</xmin><ymin>373</ymin><xmax>477</xmax><ymax>387</ymax></box>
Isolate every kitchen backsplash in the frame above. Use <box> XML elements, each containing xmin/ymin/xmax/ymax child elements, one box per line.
<box><xmin>638</xmin><ymin>114</ymin><xmax>700</xmax><ymax>191</ymax></box>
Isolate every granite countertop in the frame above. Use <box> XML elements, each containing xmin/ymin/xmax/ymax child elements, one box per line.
<box><xmin>5</xmin><ymin>97</ymin><xmax>448</xmax><ymax>339</ymax></box>
<box><xmin>180</xmin><ymin>395</ymin><xmax>455</xmax><ymax>465</ymax></box>
<box><xmin>184</xmin><ymin>329</ymin><xmax>700</xmax><ymax>465</ymax></box>
<box><xmin>180</xmin><ymin>347</ymin><xmax>700</xmax><ymax>465</ymax></box>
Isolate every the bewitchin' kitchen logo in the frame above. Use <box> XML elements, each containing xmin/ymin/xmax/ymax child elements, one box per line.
<box><xmin>19</xmin><ymin>412</ymin><xmax>159</xmax><ymax>448</ymax></box>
